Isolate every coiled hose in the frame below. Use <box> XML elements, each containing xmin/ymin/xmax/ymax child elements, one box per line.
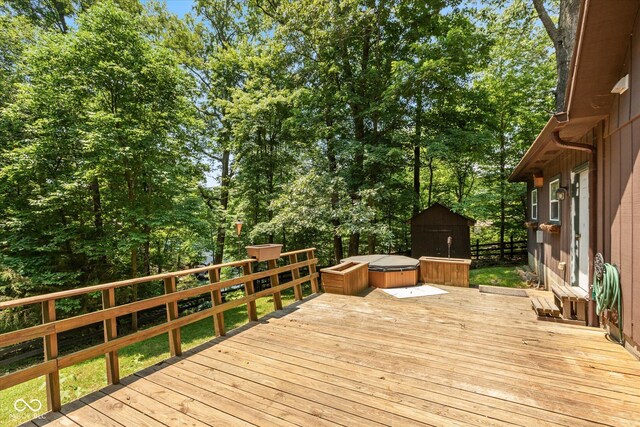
<box><xmin>592</xmin><ymin>253</ymin><xmax>623</xmax><ymax>344</ymax></box>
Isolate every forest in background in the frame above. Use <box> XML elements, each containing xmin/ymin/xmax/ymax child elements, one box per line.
<box><xmin>0</xmin><ymin>0</ymin><xmax>564</xmax><ymax>320</ymax></box>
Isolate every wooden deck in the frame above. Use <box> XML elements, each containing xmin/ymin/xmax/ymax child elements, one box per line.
<box><xmin>27</xmin><ymin>285</ymin><xmax>640</xmax><ymax>427</ymax></box>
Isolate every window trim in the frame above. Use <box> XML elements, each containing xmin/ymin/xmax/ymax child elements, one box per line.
<box><xmin>530</xmin><ymin>188</ymin><xmax>538</xmax><ymax>220</ymax></box>
<box><xmin>549</xmin><ymin>177</ymin><xmax>561</xmax><ymax>223</ymax></box>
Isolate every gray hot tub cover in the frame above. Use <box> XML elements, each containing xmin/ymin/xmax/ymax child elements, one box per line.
<box><xmin>340</xmin><ymin>254</ymin><xmax>419</xmax><ymax>272</ymax></box>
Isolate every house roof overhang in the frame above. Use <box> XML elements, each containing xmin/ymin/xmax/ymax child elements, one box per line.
<box><xmin>509</xmin><ymin>0</ymin><xmax>640</xmax><ymax>183</ymax></box>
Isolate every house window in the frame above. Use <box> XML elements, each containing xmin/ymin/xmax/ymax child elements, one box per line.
<box><xmin>531</xmin><ymin>189</ymin><xmax>538</xmax><ymax>220</ymax></box>
<box><xmin>549</xmin><ymin>178</ymin><xmax>560</xmax><ymax>222</ymax></box>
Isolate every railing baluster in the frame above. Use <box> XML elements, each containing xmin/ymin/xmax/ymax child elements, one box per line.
<box><xmin>307</xmin><ymin>249</ymin><xmax>319</xmax><ymax>293</ymax></box>
<box><xmin>164</xmin><ymin>276</ymin><xmax>182</xmax><ymax>356</ymax></box>
<box><xmin>209</xmin><ymin>268</ymin><xmax>225</xmax><ymax>336</ymax></box>
<box><xmin>102</xmin><ymin>288</ymin><xmax>119</xmax><ymax>384</ymax></box>
<box><xmin>243</xmin><ymin>262</ymin><xmax>258</xmax><ymax>321</ymax></box>
<box><xmin>42</xmin><ymin>299</ymin><xmax>61</xmax><ymax>411</ymax></box>
<box><xmin>267</xmin><ymin>259</ymin><xmax>283</xmax><ymax>310</ymax></box>
<box><xmin>288</xmin><ymin>253</ymin><xmax>303</xmax><ymax>301</ymax></box>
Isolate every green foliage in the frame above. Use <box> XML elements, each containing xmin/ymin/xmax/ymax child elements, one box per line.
<box><xmin>0</xmin><ymin>0</ymin><xmax>556</xmax><ymax>319</ymax></box>
<box><xmin>0</xmin><ymin>1</ymin><xmax>208</xmax><ymax>303</ymax></box>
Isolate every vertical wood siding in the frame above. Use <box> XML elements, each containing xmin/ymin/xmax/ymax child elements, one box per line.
<box><xmin>596</xmin><ymin>18</ymin><xmax>640</xmax><ymax>349</ymax></box>
<box><xmin>533</xmin><ymin>149</ymin><xmax>590</xmax><ymax>287</ymax></box>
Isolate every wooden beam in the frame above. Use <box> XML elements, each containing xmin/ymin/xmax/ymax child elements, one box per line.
<box><xmin>288</xmin><ymin>254</ymin><xmax>303</xmax><ymax>301</ymax></box>
<box><xmin>209</xmin><ymin>268</ymin><xmax>225</xmax><ymax>336</ymax></box>
<box><xmin>42</xmin><ymin>300</ymin><xmax>61</xmax><ymax>411</ymax></box>
<box><xmin>267</xmin><ymin>259</ymin><xmax>283</xmax><ymax>311</ymax></box>
<box><xmin>164</xmin><ymin>277</ymin><xmax>182</xmax><ymax>357</ymax></box>
<box><xmin>308</xmin><ymin>249</ymin><xmax>319</xmax><ymax>294</ymax></box>
<box><xmin>243</xmin><ymin>263</ymin><xmax>258</xmax><ymax>321</ymax></box>
<box><xmin>0</xmin><ymin>259</ymin><xmax>256</xmax><ymax>310</ymax></box>
<box><xmin>102</xmin><ymin>288</ymin><xmax>119</xmax><ymax>385</ymax></box>
<box><xmin>0</xmin><ymin>360</ymin><xmax>57</xmax><ymax>391</ymax></box>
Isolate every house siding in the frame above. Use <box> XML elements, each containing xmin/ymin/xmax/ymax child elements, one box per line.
<box><xmin>596</xmin><ymin>21</ymin><xmax>640</xmax><ymax>353</ymax></box>
<box><xmin>519</xmin><ymin>3</ymin><xmax>640</xmax><ymax>359</ymax></box>
<box><xmin>527</xmin><ymin>148</ymin><xmax>591</xmax><ymax>288</ymax></box>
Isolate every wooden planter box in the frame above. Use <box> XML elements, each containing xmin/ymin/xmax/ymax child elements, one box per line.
<box><xmin>246</xmin><ymin>244</ymin><xmax>283</xmax><ymax>261</ymax></box>
<box><xmin>539</xmin><ymin>223</ymin><xmax>560</xmax><ymax>234</ymax></box>
<box><xmin>369</xmin><ymin>269</ymin><xmax>418</xmax><ymax>288</ymax></box>
<box><xmin>320</xmin><ymin>262</ymin><xmax>369</xmax><ymax>295</ymax></box>
<box><xmin>419</xmin><ymin>256</ymin><xmax>472</xmax><ymax>287</ymax></box>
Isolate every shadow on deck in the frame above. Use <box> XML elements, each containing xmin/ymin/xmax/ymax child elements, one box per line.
<box><xmin>27</xmin><ymin>286</ymin><xmax>640</xmax><ymax>426</ymax></box>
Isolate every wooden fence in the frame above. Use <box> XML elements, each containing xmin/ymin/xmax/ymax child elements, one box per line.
<box><xmin>471</xmin><ymin>237</ymin><xmax>527</xmax><ymax>260</ymax></box>
<box><xmin>0</xmin><ymin>248</ymin><xmax>319</xmax><ymax>412</ymax></box>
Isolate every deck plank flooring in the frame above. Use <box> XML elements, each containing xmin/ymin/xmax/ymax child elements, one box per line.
<box><xmin>32</xmin><ymin>285</ymin><xmax>640</xmax><ymax>426</ymax></box>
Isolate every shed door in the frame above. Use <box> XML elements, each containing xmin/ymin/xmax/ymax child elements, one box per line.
<box><xmin>571</xmin><ymin>169</ymin><xmax>589</xmax><ymax>292</ymax></box>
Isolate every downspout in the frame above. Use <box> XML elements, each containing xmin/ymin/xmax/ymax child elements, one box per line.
<box><xmin>551</xmin><ymin>130</ymin><xmax>596</xmax><ymax>154</ymax></box>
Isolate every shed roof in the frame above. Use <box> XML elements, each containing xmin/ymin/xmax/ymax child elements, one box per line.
<box><xmin>509</xmin><ymin>0</ymin><xmax>640</xmax><ymax>182</ymax></box>
<box><xmin>409</xmin><ymin>203</ymin><xmax>476</xmax><ymax>226</ymax></box>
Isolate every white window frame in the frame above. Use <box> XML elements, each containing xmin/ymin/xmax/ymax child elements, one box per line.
<box><xmin>531</xmin><ymin>189</ymin><xmax>538</xmax><ymax>220</ymax></box>
<box><xmin>549</xmin><ymin>178</ymin><xmax>560</xmax><ymax>223</ymax></box>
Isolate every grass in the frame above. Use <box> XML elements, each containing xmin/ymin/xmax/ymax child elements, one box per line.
<box><xmin>0</xmin><ymin>285</ymin><xmax>310</xmax><ymax>427</ymax></box>
<box><xmin>469</xmin><ymin>265</ymin><xmax>528</xmax><ymax>288</ymax></box>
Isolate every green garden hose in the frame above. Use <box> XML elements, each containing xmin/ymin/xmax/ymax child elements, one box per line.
<box><xmin>592</xmin><ymin>256</ymin><xmax>623</xmax><ymax>344</ymax></box>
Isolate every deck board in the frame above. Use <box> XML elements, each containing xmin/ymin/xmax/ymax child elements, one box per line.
<box><xmin>34</xmin><ymin>286</ymin><xmax>640</xmax><ymax>426</ymax></box>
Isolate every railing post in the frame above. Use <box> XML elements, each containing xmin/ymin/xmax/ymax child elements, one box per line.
<box><xmin>42</xmin><ymin>300</ymin><xmax>61</xmax><ymax>411</ymax></box>
<box><xmin>243</xmin><ymin>262</ymin><xmax>258</xmax><ymax>321</ymax></box>
<box><xmin>164</xmin><ymin>276</ymin><xmax>182</xmax><ymax>357</ymax></box>
<box><xmin>209</xmin><ymin>268</ymin><xmax>225</xmax><ymax>336</ymax></box>
<box><xmin>267</xmin><ymin>259</ymin><xmax>283</xmax><ymax>310</ymax></box>
<box><xmin>475</xmin><ymin>239</ymin><xmax>480</xmax><ymax>260</ymax></box>
<box><xmin>102</xmin><ymin>288</ymin><xmax>119</xmax><ymax>385</ymax></box>
<box><xmin>288</xmin><ymin>253</ymin><xmax>303</xmax><ymax>301</ymax></box>
<box><xmin>307</xmin><ymin>249</ymin><xmax>319</xmax><ymax>294</ymax></box>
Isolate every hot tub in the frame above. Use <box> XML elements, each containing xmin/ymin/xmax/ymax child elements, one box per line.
<box><xmin>340</xmin><ymin>254</ymin><xmax>420</xmax><ymax>288</ymax></box>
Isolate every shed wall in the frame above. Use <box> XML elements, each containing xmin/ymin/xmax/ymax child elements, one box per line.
<box><xmin>411</xmin><ymin>224</ymin><xmax>471</xmax><ymax>259</ymax></box>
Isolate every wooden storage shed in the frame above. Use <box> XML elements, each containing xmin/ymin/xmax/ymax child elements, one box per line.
<box><xmin>410</xmin><ymin>203</ymin><xmax>476</xmax><ymax>259</ymax></box>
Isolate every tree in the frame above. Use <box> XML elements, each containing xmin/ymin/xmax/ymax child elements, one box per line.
<box><xmin>157</xmin><ymin>0</ymin><xmax>258</xmax><ymax>264</ymax></box>
<box><xmin>0</xmin><ymin>2</ymin><xmax>206</xmax><ymax>307</ymax></box>
<box><xmin>474</xmin><ymin>2</ymin><xmax>555</xmax><ymax>257</ymax></box>
<box><xmin>532</xmin><ymin>0</ymin><xmax>580</xmax><ymax>111</ymax></box>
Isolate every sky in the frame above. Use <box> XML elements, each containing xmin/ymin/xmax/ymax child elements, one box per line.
<box><xmin>145</xmin><ymin>0</ymin><xmax>195</xmax><ymax>17</ymax></box>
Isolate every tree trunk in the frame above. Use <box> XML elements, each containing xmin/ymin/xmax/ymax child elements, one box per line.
<box><xmin>326</xmin><ymin>109</ymin><xmax>344</xmax><ymax>264</ymax></box>
<box><xmin>90</xmin><ymin>177</ymin><xmax>107</xmax><ymax>280</ymax></box>
<box><xmin>130</xmin><ymin>247</ymin><xmax>138</xmax><ymax>331</ymax></box>
<box><xmin>499</xmin><ymin>130</ymin><xmax>506</xmax><ymax>261</ymax></box>
<box><xmin>348</xmin><ymin>232</ymin><xmax>360</xmax><ymax>256</ymax></box>
<box><xmin>214</xmin><ymin>149</ymin><xmax>231</xmax><ymax>264</ymax></box>
<box><xmin>413</xmin><ymin>93</ymin><xmax>423</xmax><ymax>216</ymax></box>
<box><xmin>143</xmin><ymin>225</ymin><xmax>151</xmax><ymax>276</ymax></box>
<box><xmin>267</xmin><ymin>131</ymin><xmax>275</xmax><ymax>244</ymax></box>
<box><xmin>52</xmin><ymin>1</ymin><xmax>69</xmax><ymax>33</ymax></box>
<box><xmin>533</xmin><ymin>0</ymin><xmax>580</xmax><ymax>112</ymax></box>
<box><xmin>427</xmin><ymin>156</ymin><xmax>435</xmax><ymax>207</ymax></box>
<box><xmin>125</xmin><ymin>169</ymin><xmax>138</xmax><ymax>331</ymax></box>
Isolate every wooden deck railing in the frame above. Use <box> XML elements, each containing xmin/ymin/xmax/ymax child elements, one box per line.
<box><xmin>0</xmin><ymin>247</ymin><xmax>319</xmax><ymax>412</ymax></box>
